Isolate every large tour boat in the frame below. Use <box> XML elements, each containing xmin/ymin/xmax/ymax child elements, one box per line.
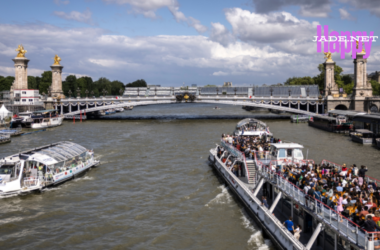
<box><xmin>10</xmin><ymin>111</ymin><xmax>33</xmax><ymax>128</ymax></box>
<box><xmin>0</xmin><ymin>141</ymin><xmax>99</xmax><ymax>196</ymax></box>
<box><xmin>208</xmin><ymin>118</ymin><xmax>380</xmax><ymax>250</ymax></box>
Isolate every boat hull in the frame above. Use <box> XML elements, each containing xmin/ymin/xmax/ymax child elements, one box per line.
<box><xmin>351</xmin><ymin>135</ymin><xmax>373</xmax><ymax>145</ymax></box>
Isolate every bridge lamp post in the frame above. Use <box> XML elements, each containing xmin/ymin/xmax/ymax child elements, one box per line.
<box><xmin>91</xmin><ymin>90</ymin><xmax>94</xmax><ymax>98</ymax></box>
<box><xmin>68</xmin><ymin>90</ymin><xmax>72</xmax><ymax>99</ymax></box>
<box><xmin>306</xmin><ymin>87</ymin><xmax>310</xmax><ymax>97</ymax></box>
<box><xmin>216</xmin><ymin>87</ymin><xmax>219</xmax><ymax>96</ymax></box>
<box><xmin>288</xmin><ymin>89</ymin><xmax>291</xmax><ymax>97</ymax></box>
<box><xmin>76</xmin><ymin>87</ymin><xmax>81</xmax><ymax>98</ymax></box>
<box><xmin>119</xmin><ymin>89</ymin><xmax>123</xmax><ymax>97</ymax></box>
<box><xmin>155</xmin><ymin>87</ymin><xmax>157</xmax><ymax>96</ymax></box>
<box><xmin>85</xmin><ymin>89</ymin><xmax>89</xmax><ymax>99</ymax></box>
<box><xmin>234</xmin><ymin>87</ymin><xmax>237</xmax><ymax>96</ymax></box>
<box><xmin>270</xmin><ymin>87</ymin><xmax>273</xmax><ymax>97</ymax></box>
<box><xmin>102</xmin><ymin>89</ymin><xmax>107</xmax><ymax>98</ymax></box>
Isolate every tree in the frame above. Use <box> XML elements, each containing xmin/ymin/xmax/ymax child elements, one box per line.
<box><xmin>0</xmin><ymin>76</ymin><xmax>15</xmax><ymax>91</ymax></box>
<box><xmin>28</xmin><ymin>76</ymin><xmax>38</xmax><ymax>89</ymax></box>
<box><xmin>126</xmin><ymin>79</ymin><xmax>147</xmax><ymax>87</ymax></box>
<box><xmin>284</xmin><ymin>76</ymin><xmax>314</xmax><ymax>86</ymax></box>
<box><xmin>39</xmin><ymin>71</ymin><xmax>52</xmax><ymax>94</ymax></box>
<box><xmin>110</xmin><ymin>80</ymin><xmax>125</xmax><ymax>95</ymax></box>
<box><xmin>203</xmin><ymin>84</ymin><xmax>217</xmax><ymax>87</ymax></box>
<box><xmin>371</xmin><ymin>80</ymin><xmax>380</xmax><ymax>96</ymax></box>
<box><xmin>94</xmin><ymin>77</ymin><xmax>112</xmax><ymax>95</ymax></box>
<box><xmin>62</xmin><ymin>75</ymin><xmax>77</xmax><ymax>96</ymax></box>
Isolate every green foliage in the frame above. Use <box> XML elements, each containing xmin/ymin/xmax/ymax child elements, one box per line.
<box><xmin>39</xmin><ymin>71</ymin><xmax>52</xmax><ymax>94</ymax></box>
<box><xmin>110</xmin><ymin>80</ymin><xmax>125</xmax><ymax>95</ymax></box>
<box><xmin>0</xmin><ymin>76</ymin><xmax>15</xmax><ymax>92</ymax></box>
<box><xmin>284</xmin><ymin>76</ymin><xmax>314</xmax><ymax>86</ymax></box>
<box><xmin>126</xmin><ymin>79</ymin><xmax>147</xmax><ymax>87</ymax></box>
<box><xmin>371</xmin><ymin>80</ymin><xmax>380</xmax><ymax>96</ymax></box>
<box><xmin>28</xmin><ymin>76</ymin><xmax>38</xmax><ymax>89</ymax></box>
<box><xmin>203</xmin><ymin>84</ymin><xmax>217</xmax><ymax>87</ymax></box>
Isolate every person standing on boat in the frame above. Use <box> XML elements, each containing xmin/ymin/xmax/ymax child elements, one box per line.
<box><xmin>283</xmin><ymin>217</ymin><xmax>294</xmax><ymax>234</ymax></box>
<box><xmin>294</xmin><ymin>225</ymin><xmax>302</xmax><ymax>240</ymax></box>
<box><xmin>359</xmin><ymin>165</ymin><xmax>368</xmax><ymax>178</ymax></box>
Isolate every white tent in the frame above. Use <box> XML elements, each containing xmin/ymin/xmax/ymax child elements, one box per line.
<box><xmin>0</xmin><ymin>105</ymin><xmax>11</xmax><ymax>120</ymax></box>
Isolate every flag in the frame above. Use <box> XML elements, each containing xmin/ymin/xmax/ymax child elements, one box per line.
<box><xmin>249</xmin><ymin>96</ymin><xmax>252</xmax><ymax>98</ymax></box>
<box><xmin>266</xmin><ymin>127</ymin><xmax>270</xmax><ymax>134</ymax></box>
<box><xmin>116</xmin><ymin>96</ymin><xmax>118</xmax><ymax>99</ymax></box>
<box><xmin>310</xmin><ymin>117</ymin><xmax>314</xmax><ymax>122</ymax></box>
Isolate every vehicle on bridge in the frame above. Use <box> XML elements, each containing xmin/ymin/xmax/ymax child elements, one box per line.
<box><xmin>0</xmin><ymin>141</ymin><xmax>99</xmax><ymax>196</ymax></box>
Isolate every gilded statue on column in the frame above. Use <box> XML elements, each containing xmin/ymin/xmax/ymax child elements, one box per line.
<box><xmin>15</xmin><ymin>45</ymin><xmax>27</xmax><ymax>57</ymax></box>
<box><xmin>324</xmin><ymin>52</ymin><xmax>333</xmax><ymax>62</ymax></box>
<box><xmin>53</xmin><ymin>55</ymin><xmax>61</xmax><ymax>65</ymax></box>
<box><xmin>356</xmin><ymin>41</ymin><xmax>366</xmax><ymax>53</ymax></box>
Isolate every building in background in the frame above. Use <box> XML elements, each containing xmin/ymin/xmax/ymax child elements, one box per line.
<box><xmin>191</xmin><ymin>84</ymin><xmax>197</xmax><ymax>87</ymax></box>
<box><xmin>223</xmin><ymin>82</ymin><xmax>232</xmax><ymax>87</ymax></box>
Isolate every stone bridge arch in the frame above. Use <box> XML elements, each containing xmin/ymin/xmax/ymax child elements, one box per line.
<box><xmin>334</xmin><ymin>104</ymin><xmax>348</xmax><ymax>110</ymax></box>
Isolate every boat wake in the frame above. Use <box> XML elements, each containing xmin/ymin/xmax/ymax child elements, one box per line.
<box><xmin>240</xmin><ymin>210</ymin><xmax>273</xmax><ymax>249</ymax></box>
<box><xmin>205</xmin><ymin>185</ymin><xmax>232</xmax><ymax>207</ymax></box>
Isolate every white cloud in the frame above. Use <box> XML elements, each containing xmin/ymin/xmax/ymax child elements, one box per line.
<box><xmin>225</xmin><ymin>8</ymin><xmax>318</xmax><ymax>44</ymax></box>
<box><xmin>54</xmin><ymin>0</ymin><xmax>70</xmax><ymax>5</ymax></box>
<box><xmin>209</xmin><ymin>22</ymin><xmax>235</xmax><ymax>47</ymax></box>
<box><xmin>0</xmin><ymin>23</ymin><xmax>333</xmax><ymax>86</ymax></box>
<box><xmin>102</xmin><ymin>0</ymin><xmax>206</xmax><ymax>33</ymax></box>
<box><xmin>339</xmin><ymin>0</ymin><xmax>380</xmax><ymax>18</ymax></box>
<box><xmin>187</xmin><ymin>17</ymin><xmax>207</xmax><ymax>33</ymax></box>
<box><xmin>53</xmin><ymin>9</ymin><xmax>94</xmax><ymax>25</ymax></box>
<box><xmin>339</xmin><ymin>8</ymin><xmax>356</xmax><ymax>21</ymax></box>
<box><xmin>252</xmin><ymin>0</ymin><xmax>331</xmax><ymax>18</ymax></box>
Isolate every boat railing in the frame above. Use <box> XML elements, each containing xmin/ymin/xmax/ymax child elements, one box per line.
<box><xmin>23</xmin><ymin>177</ymin><xmax>39</xmax><ymax>187</ymax></box>
<box><xmin>214</xmin><ymin>149</ymin><xmax>306</xmax><ymax>250</ymax></box>
<box><xmin>258</xmin><ymin>163</ymin><xmax>379</xmax><ymax>248</ymax></box>
<box><xmin>220</xmin><ymin>140</ymin><xmax>251</xmax><ymax>183</ymax></box>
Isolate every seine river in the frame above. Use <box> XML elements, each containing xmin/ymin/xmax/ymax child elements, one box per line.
<box><xmin>0</xmin><ymin>103</ymin><xmax>379</xmax><ymax>250</ymax></box>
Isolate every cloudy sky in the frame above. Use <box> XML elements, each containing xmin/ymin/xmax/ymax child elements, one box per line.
<box><xmin>1</xmin><ymin>0</ymin><xmax>380</xmax><ymax>86</ymax></box>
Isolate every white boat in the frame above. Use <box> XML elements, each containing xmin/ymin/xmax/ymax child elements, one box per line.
<box><xmin>233</xmin><ymin>118</ymin><xmax>272</xmax><ymax>140</ymax></box>
<box><xmin>350</xmin><ymin>129</ymin><xmax>373</xmax><ymax>145</ymax></box>
<box><xmin>31</xmin><ymin>110</ymin><xmax>63</xmax><ymax>129</ymax></box>
<box><xmin>115</xmin><ymin>107</ymin><xmax>124</xmax><ymax>112</ymax></box>
<box><xmin>0</xmin><ymin>141</ymin><xmax>99</xmax><ymax>196</ymax></box>
<box><xmin>10</xmin><ymin>111</ymin><xmax>33</xmax><ymax>128</ymax></box>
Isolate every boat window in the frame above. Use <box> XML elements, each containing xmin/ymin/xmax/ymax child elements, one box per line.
<box><xmin>278</xmin><ymin>149</ymin><xmax>286</xmax><ymax>158</ymax></box>
<box><xmin>39</xmin><ymin>150</ymin><xmax>66</xmax><ymax>162</ymax></box>
<box><xmin>293</xmin><ymin>149</ymin><xmax>303</xmax><ymax>158</ymax></box>
<box><xmin>44</xmin><ymin>148</ymin><xmax>68</xmax><ymax>161</ymax></box>
<box><xmin>0</xmin><ymin>165</ymin><xmax>14</xmax><ymax>175</ymax></box>
<box><xmin>287</xmin><ymin>149</ymin><xmax>292</xmax><ymax>157</ymax></box>
<box><xmin>50</xmin><ymin>162</ymin><xmax>65</xmax><ymax>174</ymax></box>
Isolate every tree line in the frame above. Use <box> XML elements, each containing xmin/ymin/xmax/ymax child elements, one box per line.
<box><xmin>0</xmin><ymin>71</ymin><xmax>148</xmax><ymax>97</ymax></box>
<box><xmin>283</xmin><ymin>64</ymin><xmax>380</xmax><ymax>95</ymax></box>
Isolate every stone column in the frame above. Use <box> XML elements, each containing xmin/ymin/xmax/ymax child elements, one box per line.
<box><xmin>307</xmin><ymin>102</ymin><xmax>309</xmax><ymax>112</ymax></box>
<box><xmin>50</xmin><ymin>65</ymin><xmax>64</xmax><ymax>98</ymax></box>
<box><xmin>12</xmin><ymin>57</ymin><xmax>30</xmax><ymax>90</ymax></box>
<box><xmin>353</xmin><ymin>53</ymin><xmax>373</xmax><ymax>97</ymax></box>
<box><xmin>69</xmin><ymin>103</ymin><xmax>72</xmax><ymax>113</ymax></box>
<box><xmin>61</xmin><ymin>104</ymin><xmax>63</xmax><ymax>115</ymax></box>
<box><xmin>324</xmin><ymin>61</ymin><xmax>339</xmax><ymax>96</ymax></box>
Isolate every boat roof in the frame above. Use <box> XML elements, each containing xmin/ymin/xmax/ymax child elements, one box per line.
<box><xmin>355</xmin><ymin>129</ymin><xmax>373</xmax><ymax>134</ymax></box>
<box><xmin>32</xmin><ymin>109</ymin><xmax>57</xmax><ymax>114</ymax></box>
<box><xmin>2</xmin><ymin>141</ymin><xmax>88</xmax><ymax>165</ymax></box>
<box><xmin>328</xmin><ymin>110</ymin><xmax>366</xmax><ymax>116</ymax></box>
<box><xmin>271</xmin><ymin>143</ymin><xmax>304</xmax><ymax>149</ymax></box>
<box><xmin>353</xmin><ymin>114</ymin><xmax>380</xmax><ymax>123</ymax></box>
<box><xmin>236</xmin><ymin>118</ymin><xmax>267</xmax><ymax>128</ymax></box>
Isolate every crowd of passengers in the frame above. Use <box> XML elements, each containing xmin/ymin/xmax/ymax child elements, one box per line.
<box><xmin>281</xmin><ymin>162</ymin><xmax>380</xmax><ymax>233</ymax></box>
<box><xmin>236</xmin><ymin>123</ymin><xmax>266</xmax><ymax>132</ymax></box>
<box><xmin>219</xmin><ymin>134</ymin><xmax>380</xmax><ymax>235</ymax></box>
<box><xmin>220</xmin><ymin>134</ymin><xmax>281</xmax><ymax>159</ymax></box>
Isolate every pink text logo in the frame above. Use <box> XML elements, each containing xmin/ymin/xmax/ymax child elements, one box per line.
<box><xmin>313</xmin><ymin>25</ymin><xmax>377</xmax><ymax>59</ymax></box>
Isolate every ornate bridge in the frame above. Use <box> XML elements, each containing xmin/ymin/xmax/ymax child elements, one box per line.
<box><xmin>56</xmin><ymin>93</ymin><xmax>325</xmax><ymax>117</ymax></box>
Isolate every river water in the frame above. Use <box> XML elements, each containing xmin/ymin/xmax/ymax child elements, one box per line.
<box><xmin>0</xmin><ymin>103</ymin><xmax>379</xmax><ymax>250</ymax></box>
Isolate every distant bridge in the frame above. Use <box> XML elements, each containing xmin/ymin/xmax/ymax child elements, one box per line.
<box><xmin>57</xmin><ymin>95</ymin><xmax>325</xmax><ymax>117</ymax></box>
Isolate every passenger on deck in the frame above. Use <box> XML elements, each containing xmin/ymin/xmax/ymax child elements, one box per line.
<box><xmin>283</xmin><ymin>217</ymin><xmax>294</xmax><ymax>234</ymax></box>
